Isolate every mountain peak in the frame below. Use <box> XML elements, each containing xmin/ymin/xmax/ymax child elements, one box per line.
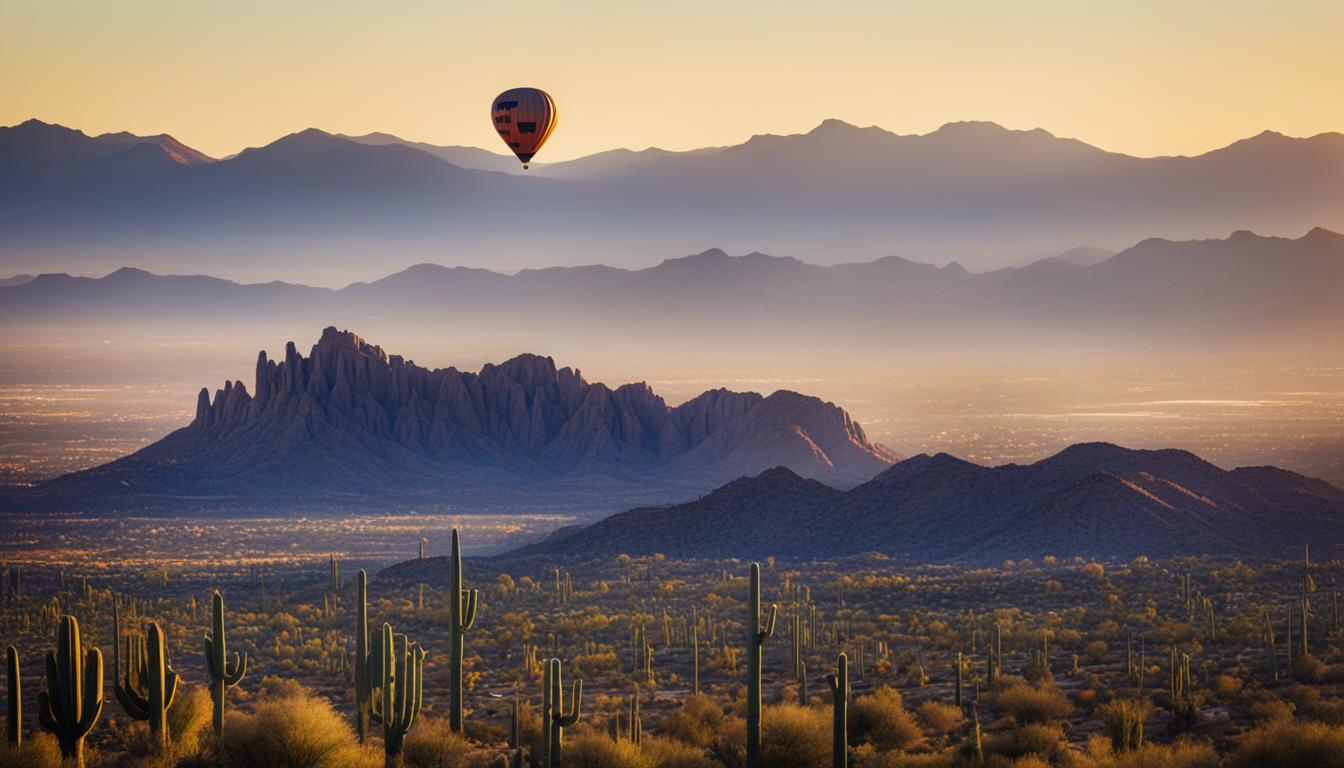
<box><xmin>312</xmin><ymin>326</ymin><xmax>387</xmax><ymax>361</ymax></box>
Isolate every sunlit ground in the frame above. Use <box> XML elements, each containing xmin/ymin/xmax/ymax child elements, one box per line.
<box><xmin>0</xmin><ymin>511</ymin><xmax>571</xmax><ymax>568</ymax></box>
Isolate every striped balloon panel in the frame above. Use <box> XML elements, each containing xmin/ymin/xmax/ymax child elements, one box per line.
<box><xmin>491</xmin><ymin>88</ymin><xmax>557</xmax><ymax>165</ymax></box>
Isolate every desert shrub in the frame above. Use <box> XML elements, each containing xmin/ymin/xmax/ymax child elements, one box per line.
<box><xmin>1287</xmin><ymin>685</ymin><xmax>1344</xmax><ymax>724</ymax></box>
<box><xmin>915</xmin><ymin>701</ymin><xmax>963</xmax><ymax>737</ymax></box>
<box><xmin>851</xmin><ymin>743</ymin><xmax>956</xmax><ymax>768</ymax></box>
<box><xmin>166</xmin><ymin>682</ymin><xmax>213</xmax><ymax>759</ymax></box>
<box><xmin>641</xmin><ymin>735</ymin><xmax>714</xmax><ymax>768</ymax></box>
<box><xmin>658</xmin><ymin>693</ymin><xmax>724</xmax><ymax>748</ymax></box>
<box><xmin>0</xmin><ymin>733</ymin><xmax>63</xmax><ymax>768</ymax></box>
<box><xmin>708</xmin><ymin>717</ymin><xmax>746</xmax><ymax>768</ymax></box>
<box><xmin>993</xmin><ymin>683</ymin><xmax>1072</xmax><ymax>724</ymax></box>
<box><xmin>563</xmin><ymin>733</ymin><xmax>649</xmax><ymax>768</ymax></box>
<box><xmin>850</xmin><ymin>686</ymin><xmax>925</xmax><ymax>750</ymax></box>
<box><xmin>403</xmin><ymin>716</ymin><xmax>490</xmax><ymax>768</ymax></box>
<box><xmin>761</xmin><ymin>704</ymin><xmax>829</xmax><ymax>768</ymax></box>
<box><xmin>1084</xmin><ymin>642</ymin><xmax>1108</xmax><ymax>664</ymax></box>
<box><xmin>1230</xmin><ymin>719</ymin><xmax>1344</xmax><ymax>768</ymax></box>
<box><xmin>711</xmin><ymin>705</ymin><xmax>829</xmax><ymax>768</ymax></box>
<box><xmin>987</xmin><ymin>723</ymin><xmax>1065</xmax><ymax>761</ymax></box>
<box><xmin>1291</xmin><ymin>654</ymin><xmax>1326</xmax><ymax>683</ymax></box>
<box><xmin>1113</xmin><ymin>741</ymin><xmax>1220</xmax><ymax>768</ymax></box>
<box><xmin>1248</xmin><ymin>698</ymin><xmax>1295</xmax><ymax>723</ymax></box>
<box><xmin>219</xmin><ymin>686</ymin><xmax>378</xmax><ymax>768</ymax></box>
<box><xmin>1212</xmin><ymin>674</ymin><xmax>1243</xmax><ymax>702</ymax></box>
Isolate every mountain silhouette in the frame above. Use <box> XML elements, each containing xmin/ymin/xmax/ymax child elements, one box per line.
<box><xmin>5</xmin><ymin>118</ymin><xmax>1344</xmax><ymax>279</ymax></box>
<box><xmin>496</xmin><ymin>443</ymin><xmax>1344</xmax><ymax>563</ymax></box>
<box><xmin>33</xmin><ymin>327</ymin><xmax>896</xmax><ymax>507</ymax></box>
<box><xmin>4</xmin><ymin>228</ymin><xmax>1340</xmax><ymax>350</ymax></box>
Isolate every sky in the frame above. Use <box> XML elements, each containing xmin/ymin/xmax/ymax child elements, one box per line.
<box><xmin>2</xmin><ymin>0</ymin><xmax>1342</xmax><ymax>161</ymax></box>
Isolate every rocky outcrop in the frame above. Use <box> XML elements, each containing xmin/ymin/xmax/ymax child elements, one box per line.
<box><xmin>41</xmin><ymin>327</ymin><xmax>896</xmax><ymax>502</ymax></box>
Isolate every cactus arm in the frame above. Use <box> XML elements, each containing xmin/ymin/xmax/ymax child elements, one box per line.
<box><xmin>557</xmin><ymin>680</ymin><xmax>582</xmax><ymax>727</ymax></box>
<box><xmin>162</xmin><ymin>669</ymin><xmax>178</xmax><ymax>712</ymax></box>
<box><xmin>38</xmin><ymin>690</ymin><xmax>58</xmax><ymax>733</ymax></box>
<box><xmin>42</xmin><ymin>652</ymin><xmax>59</xmax><ymax>719</ymax></box>
<box><xmin>114</xmin><ymin>679</ymin><xmax>151</xmax><ymax>719</ymax></box>
<box><xmin>413</xmin><ymin>645</ymin><xmax>425</xmax><ymax>718</ymax></box>
<box><xmin>761</xmin><ymin>604</ymin><xmax>778</xmax><ymax>642</ymax></box>
<box><xmin>76</xmin><ymin>650</ymin><xmax>102</xmax><ymax>737</ymax></box>
<box><xmin>462</xmin><ymin>589</ymin><xmax>478</xmax><ymax>630</ymax></box>
<box><xmin>224</xmin><ymin>652</ymin><xmax>247</xmax><ymax>687</ymax></box>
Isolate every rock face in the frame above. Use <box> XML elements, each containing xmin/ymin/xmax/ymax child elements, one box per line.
<box><xmin>40</xmin><ymin>327</ymin><xmax>897</xmax><ymax>502</ymax></box>
<box><xmin>500</xmin><ymin>442</ymin><xmax>1344</xmax><ymax>563</ymax></box>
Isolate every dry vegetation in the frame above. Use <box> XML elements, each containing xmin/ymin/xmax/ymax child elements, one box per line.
<box><xmin>2</xmin><ymin>538</ymin><xmax>1343</xmax><ymax>767</ymax></box>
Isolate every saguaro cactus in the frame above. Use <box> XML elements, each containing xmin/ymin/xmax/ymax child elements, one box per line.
<box><xmin>114</xmin><ymin>621</ymin><xmax>179</xmax><ymax>752</ymax></box>
<box><xmin>628</xmin><ymin>687</ymin><xmax>642</xmax><ymax>744</ymax></box>
<box><xmin>355</xmin><ymin>569</ymin><xmax>372</xmax><ymax>743</ymax></box>
<box><xmin>370</xmin><ymin>622</ymin><xmax>424</xmax><ymax>768</ymax></box>
<box><xmin>826</xmin><ymin>652</ymin><xmax>849</xmax><ymax>768</ymax></box>
<box><xmin>447</xmin><ymin>528</ymin><xmax>479</xmax><ymax>733</ymax></box>
<box><xmin>204</xmin><ymin>590</ymin><xmax>247</xmax><ymax>739</ymax></box>
<box><xmin>747</xmin><ymin>562</ymin><xmax>778</xmax><ymax>768</ymax></box>
<box><xmin>6</xmin><ymin>645</ymin><xmax>19</xmax><ymax>746</ymax></box>
<box><xmin>692</xmin><ymin>622</ymin><xmax>700</xmax><ymax>696</ymax></box>
<box><xmin>38</xmin><ymin>616</ymin><xmax>103</xmax><ymax>768</ymax></box>
<box><xmin>955</xmin><ymin>650</ymin><xmax>964</xmax><ymax>708</ymax></box>
<box><xmin>542</xmin><ymin>658</ymin><xmax>582</xmax><ymax>768</ymax></box>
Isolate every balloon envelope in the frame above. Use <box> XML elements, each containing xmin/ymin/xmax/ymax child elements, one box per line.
<box><xmin>491</xmin><ymin>88</ymin><xmax>557</xmax><ymax>168</ymax></box>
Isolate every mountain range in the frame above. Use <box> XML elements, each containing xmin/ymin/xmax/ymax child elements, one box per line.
<box><xmin>28</xmin><ymin>327</ymin><xmax>896</xmax><ymax>510</ymax></box>
<box><xmin>484</xmin><ymin>443</ymin><xmax>1344</xmax><ymax>564</ymax></box>
<box><xmin>3</xmin><ymin>228</ymin><xmax>1341</xmax><ymax>353</ymax></box>
<box><xmin>4</xmin><ymin>117</ymin><xmax>1344</xmax><ymax>281</ymax></box>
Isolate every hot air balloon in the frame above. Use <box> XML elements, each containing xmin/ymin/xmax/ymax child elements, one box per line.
<box><xmin>491</xmin><ymin>87</ymin><xmax>557</xmax><ymax>169</ymax></box>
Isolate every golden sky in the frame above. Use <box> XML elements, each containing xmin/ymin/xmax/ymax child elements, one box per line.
<box><xmin>3</xmin><ymin>0</ymin><xmax>1341</xmax><ymax>161</ymax></box>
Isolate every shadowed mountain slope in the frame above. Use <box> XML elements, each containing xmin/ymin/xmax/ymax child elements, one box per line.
<box><xmin>491</xmin><ymin>443</ymin><xmax>1344</xmax><ymax>564</ymax></box>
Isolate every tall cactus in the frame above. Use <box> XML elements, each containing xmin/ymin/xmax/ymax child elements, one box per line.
<box><xmin>204</xmin><ymin>590</ymin><xmax>247</xmax><ymax>739</ymax></box>
<box><xmin>6</xmin><ymin>645</ymin><xmax>18</xmax><ymax>746</ymax></box>
<box><xmin>628</xmin><ymin>687</ymin><xmax>642</xmax><ymax>744</ymax></box>
<box><xmin>542</xmin><ymin>658</ymin><xmax>582</xmax><ymax>768</ymax></box>
<box><xmin>746</xmin><ymin>562</ymin><xmax>778</xmax><ymax>768</ymax></box>
<box><xmin>114</xmin><ymin>621</ymin><xmax>179</xmax><ymax>752</ymax></box>
<box><xmin>955</xmin><ymin>650</ymin><xmax>964</xmax><ymax>708</ymax></box>
<box><xmin>355</xmin><ymin>569</ymin><xmax>372</xmax><ymax>743</ymax></box>
<box><xmin>38</xmin><ymin>615</ymin><xmax>103</xmax><ymax>768</ymax></box>
<box><xmin>826</xmin><ymin>652</ymin><xmax>849</xmax><ymax>768</ymax></box>
<box><xmin>447</xmin><ymin>528</ymin><xmax>479</xmax><ymax>733</ymax></box>
<box><xmin>369</xmin><ymin>622</ymin><xmax>424</xmax><ymax>768</ymax></box>
<box><xmin>692</xmin><ymin>621</ymin><xmax>700</xmax><ymax>696</ymax></box>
